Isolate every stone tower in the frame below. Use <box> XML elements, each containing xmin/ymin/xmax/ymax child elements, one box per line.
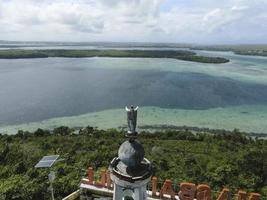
<box><xmin>109</xmin><ymin>106</ymin><xmax>152</xmax><ymax>200</ymax></box>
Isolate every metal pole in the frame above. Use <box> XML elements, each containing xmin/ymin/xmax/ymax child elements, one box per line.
<box><xmin>50</xmin><ymin>181</ymin><xmax>55</xmax><ymax>200</ymax></box>
<box><xmin>48</xmin><ymin>170</ymin><xmax>55</xmax><ymax>200</ymax></box>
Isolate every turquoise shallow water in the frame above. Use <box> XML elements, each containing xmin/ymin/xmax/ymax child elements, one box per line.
<box><xmin>1</xmin><ymin>105</ymin><xmax>267</xmax><ymax>134</ymax></box>
<box><xmin>0</xmin><ymin>49</ymin><xmax>267</xmax><ymax>134</ymax></box>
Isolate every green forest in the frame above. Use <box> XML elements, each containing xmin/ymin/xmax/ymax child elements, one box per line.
<box><xmin>0</xmin><ymin>127</ymin><xmax>266</xmax><ymax>200</ymax></box>
<box><xmin>0</xmin><ymin>49</ymin><xmax>229</xmax><ymax>63</ymax></box>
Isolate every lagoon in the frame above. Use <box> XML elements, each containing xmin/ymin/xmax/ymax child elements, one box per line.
<box><xmin>0</xmin><ymin>48</ymin><xmax>267</xmax><ymax>134</ymax></box>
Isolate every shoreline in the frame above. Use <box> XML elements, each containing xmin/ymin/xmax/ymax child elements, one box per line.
<box><xmin>1</xmin><ymin>123</ymin><xmax>266</xmax><ymax>138</ymax></box>
<box><xmin>191</xmin><ymin>47</ymin><xmax>267</xmax><ymax>57</ymax></box>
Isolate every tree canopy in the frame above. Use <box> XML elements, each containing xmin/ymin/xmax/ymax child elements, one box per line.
<box><xmin>0</xmin><ymin>127</ymin><xmax>266</xmax><ymax>199</ymax></box>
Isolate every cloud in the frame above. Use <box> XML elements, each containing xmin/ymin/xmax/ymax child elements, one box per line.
<box><xmin>201</xmin><ymin>8</ymin><xmax>243</xmax><ymax>33</ymax></box>
<box><xmin>0</xmin><ymin>0</ymin><xmax>266</xmax><ymax>43</ymax></box>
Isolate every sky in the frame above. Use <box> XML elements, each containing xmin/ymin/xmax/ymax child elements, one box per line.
<box><xmin>0</xmin><ymin>0</ymin><xmax>267</xmax><ymax>44</ymax></box>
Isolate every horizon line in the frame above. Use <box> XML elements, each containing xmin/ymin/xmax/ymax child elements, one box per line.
<box><xmin>1</xmin><ymin>40</ymin><xmax>267</xmax><ymax>46</ymax></box>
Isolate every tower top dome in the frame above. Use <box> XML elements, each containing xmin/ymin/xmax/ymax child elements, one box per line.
<box><xmin>118</xmin><ymin>140</ymin><xmax>144</xmax><ymax>168</ymax></box>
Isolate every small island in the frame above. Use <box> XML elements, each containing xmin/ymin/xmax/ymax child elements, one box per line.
<box><xmin>0</xmin><ymin>49</ymin><xmax>230</xmax><ymax>63</ymax></box>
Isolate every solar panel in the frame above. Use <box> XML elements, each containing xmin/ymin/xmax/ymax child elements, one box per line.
<box><xmin>41</xmin><ymin>155</ymin><xmax>59</xmax><ymax>161</ymax></box>
<box><xmin>35</xmin><ymin>155</ymin><xmax>59</xmax><ymax>168</ymax></box>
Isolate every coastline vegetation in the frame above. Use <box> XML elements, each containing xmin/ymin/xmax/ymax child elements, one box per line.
<box><xmin>0</xmin><ymin>49</ymin><xmax>230</xmax><ymax>63</ymax></box>
<box><xmin>0</xmin><ymin>126</ymin><xmax>266</xmax><ymax>199</ymax></box>
<box><xmin>191</xmin><ymin>44</ymin><xmax>267</xmax><ymax>57</ymax></box>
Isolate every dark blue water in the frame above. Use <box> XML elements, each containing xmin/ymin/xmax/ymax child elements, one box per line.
<box><xmin>1</xmin><ymin>56</ymin><xmax>267</xmax><ymax>125</ymax></box>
